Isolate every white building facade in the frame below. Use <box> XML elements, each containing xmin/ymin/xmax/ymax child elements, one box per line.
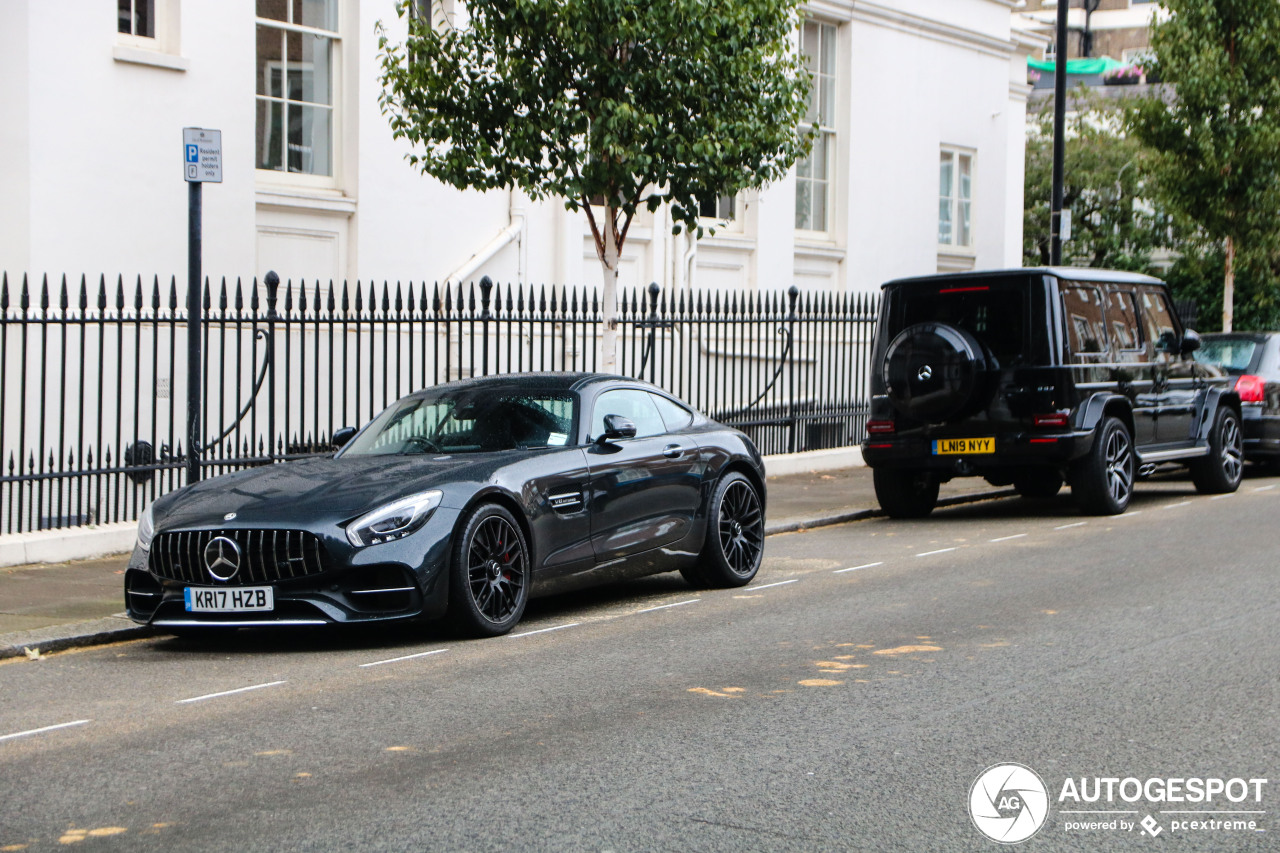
<box><xmin>1</xmin><ymin>0</ymin><xmax>1037</xmax><ymax>295</ymax></box>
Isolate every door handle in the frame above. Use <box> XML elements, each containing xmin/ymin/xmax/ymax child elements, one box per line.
<box><xmin>663</xmin><ymin>443</ymin><xmax>683</xmax><ymax>459</ymax></box>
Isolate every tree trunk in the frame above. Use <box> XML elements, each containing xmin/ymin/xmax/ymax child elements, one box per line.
<box><xmin>599</xmin><ymin>208</ymin><xmax>621</xmax><ymax>373</ymax></box>
<box><xmin>1222</xmin><ymin>236</ymin><xmax>1235</xmax><ymax>332</ymax></box>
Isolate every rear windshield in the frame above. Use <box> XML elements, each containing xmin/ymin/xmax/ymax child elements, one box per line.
<box><xmin>1194</xmin><ymin>337</ymin><xmax>1259</xmax><ymax>375</ymax></box>
<box><xmin>885</xmin><ymin>279</ymin><xmax>1033</xmax><ymax>366</ymax></box>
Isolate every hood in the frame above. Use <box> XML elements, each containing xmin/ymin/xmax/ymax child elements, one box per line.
<box><xmin>152</xmin><ymin>454</ymin><xmax>498</xmax><ymax>531</ymax></box>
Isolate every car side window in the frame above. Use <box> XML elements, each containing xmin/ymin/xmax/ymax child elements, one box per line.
<box><xmin>1105</xmin><ymin>288</ymin><xmax>1146</xmax><ymax>359</ymax></box>
<box><xmin>1062</xmin><ymin>285</ymin><xmax>1109</xmax><ymax>359</ymax></box>
<box><xmin>1140</xmin><ymin>290</ymin><xmax>1179</xmax><ymax>358</ymax></box>
<box><xmin>649</xmin><ymin>393</ymin><xmax>693</xmax><ymax>431</ymax></box>
<box><xmin>591</xmin><ymin>389</ymin><xmax>666</xmax><ymax>439</ymax></box>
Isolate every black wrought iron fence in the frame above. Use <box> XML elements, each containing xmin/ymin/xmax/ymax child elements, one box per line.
<box><xmin>0</xmin><ymin>271</ymin><xmax>878</xmax><ymax>535</ymax></box>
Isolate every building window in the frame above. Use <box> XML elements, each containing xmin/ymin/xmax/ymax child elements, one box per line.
<box><xmin>795</xmin><ymin>20</ymin><xmax>836</xmax><ymax>233</ymax></box>
<box><xmin>699</xmin><ymin>193</ymin><xmax>737</xmax><ymax>222</ymax></box>
<box><xmin>118</xmin><ymin>0</ymin><xmax>154</xmax><ymax>37</ymax></box>
<box><xmin>255</xmin><ymin>0</ymin><xmax>339</xmax><ymax>178</ymax></box>
<box><xmin>939</xmin><ymin>148</ymin><xmax>974</xmax><ymax>248</ymax></box>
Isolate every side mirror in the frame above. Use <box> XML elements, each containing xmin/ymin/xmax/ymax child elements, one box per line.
<box><xmin>597</xmin><ymin>414</ymin><xmax>637</xmax><ymax>444</ymax></box>
<box><xmin>1180</xmin><ymin>328</ymin><xmax>1202</xmax><ymax>356</ymax></box>
<box><xmin>332</xmin><ymin>426</ymin><xmax>358</xmax><ymax>448</ymax></box>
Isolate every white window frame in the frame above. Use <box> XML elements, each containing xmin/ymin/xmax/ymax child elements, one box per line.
<box><xmin>255</xmin><ymin>2</ymin><xmax>342</xmax><ymax>190</ymax></box>
<box><xmin>938</xmin><ymin>146</ymin><xmax>975</xmax><ymax>251</ymax></box>
<box><xmin>114</xmin><ymin>0</ymin><xmax>184</xmax><ymax>69</ymax></box>
<box><xmin>698</xmin><ymin>192</ymin><xmax>743</xmax><ymax>233</ymax></box>
<box><xmin>795</xmin><ymin>19</ymin><xmax>838</xmax><ymax>237</ymax></box>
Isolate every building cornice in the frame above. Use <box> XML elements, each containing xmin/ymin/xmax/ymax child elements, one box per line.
<box><xmin>851</xmin><ymin>2</ymin><xmax>1017</xmax><ymax>60</ymax></box>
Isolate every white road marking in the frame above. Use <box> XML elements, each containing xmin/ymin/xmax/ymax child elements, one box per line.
<box><xmin>1162</xmin><ymin>501</ymin><xmax>1192</xmax><ymax>509</ymax></box>
<box><xmin>359</xmin><ymin>648</ymin><xmax>449</xmax><ymax>669</ymax></box>
<box><xmin>1210</xmin><ymin>494</ymin><xmax>1235</xmax><ymax>500</ymax></box>
<box><xmin>176</xmin><ymin>681</ymin><xmax>286</xmax><ymax>705</ymax></box>
<box><xmin>834</xmin><ymin>562</ymin><xmax>883</xmax><ymax>574</ymax></box>
<box><xmin>509</xmin><ymin>622</ymin><xmax>580</xmax><ymax>638</ymax></box>
<box><xmin>1055</xmin><ymin>521</ymin><xmax>1088</xmax><ymax>530</ymax></box>
<box><xmin>1118</xmin><ymin>510</ymin><xmax>1144</xmax><ymax>517</ymax></box>
<box><xmin>989</xmin><ymin>534</ymin><xmax>1027</xmax><ymax>543</ymax></box>
<box><xmin>1254</xmin><ymin>485</ymin><xmax>1276</xmax><ymax>492</ymax></box>
<box><xmin>915</xmin><ymin>547</ymin><xmax>956</xmax><ymax>557</ymax></box>
<box><xmin>0</xmin><ymin>719</ymin><xmax>91</xmax><ymax>744</ymax></box>
<box><xmin>750</xmin><ymin>579</ymin><xmax>799</xmax><ymax>591</ymax></box>
<box><xmin>634</xmin><ymin>599</ymin><xmax>700</xmax><ymax>614</ymax></box>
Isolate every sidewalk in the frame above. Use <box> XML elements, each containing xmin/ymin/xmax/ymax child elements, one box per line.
<box><xmin>0</xmin><ymin>466</ymin><xmax>1011</xmax><ymax>658</ymax></box>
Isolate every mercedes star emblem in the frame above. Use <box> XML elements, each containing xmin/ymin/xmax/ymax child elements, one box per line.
<box><xmin>203</xmin><ymin>536</ymin><xmax>242</xmax><ymax>582</ymax></box>
<box><xmin>917</xmin><ymin>364</ymin><xmax>934</xmax><ymax>381</ymax></box>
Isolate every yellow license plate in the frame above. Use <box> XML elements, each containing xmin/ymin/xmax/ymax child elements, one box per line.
<box><xmin>932</xmin><ymin>437</ymin><xmax>994</xmax><ymax>455</ymax></box>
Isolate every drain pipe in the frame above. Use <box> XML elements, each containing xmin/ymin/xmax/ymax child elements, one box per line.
<box><xmin>445</xmin><ymin>189</ymin><xmax>526</xmax><ymax>284</ymax></box>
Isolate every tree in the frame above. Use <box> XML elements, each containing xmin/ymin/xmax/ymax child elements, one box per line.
<box><xmin>1128</xmin><ymin>0</ymin><xmax>1280</xmax><ymax>331</ymax></box>
<box><xmin>378</xmin><ymin>0</ymin><xmax>813</xmax><ymax>372</ymax></box>
<box><xmin>1024</xmin><ymin>88</ymin><xmax>1167</xmax><ymax>271</ymax></box>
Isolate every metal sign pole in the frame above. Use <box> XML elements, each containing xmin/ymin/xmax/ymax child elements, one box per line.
<box><xmin>182</xmin><ymin>127</ymin><xmax>222</xmax><ymax>486</ymax></box>
<box><xmin>187</xmin><ymin>179</ymin><xmax>203</xmax><ymax>485</ymax></box>
<box><xmin>1050</xmin><ymin>0</ymin><xmax>1069</xmax><ymax>266</ymax></box>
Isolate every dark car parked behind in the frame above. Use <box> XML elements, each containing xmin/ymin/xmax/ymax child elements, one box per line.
<box><xmin>862</xmin><ymin>268</ymin><xmax>1243</xmax><ymax>517</ymax></box>
<box><xmin>1195</xmin><ymin>332</ymin><xmax>1280</xmax><ymax>467</ymax></box>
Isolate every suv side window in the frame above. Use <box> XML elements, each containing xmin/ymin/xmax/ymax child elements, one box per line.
<box><xmin>1063</xmin><ymin>285</ymin><xmax>1109</xmax><ymax>359</ymax></box>
<box><xmin>590</xmin><ymin>389</ymin><xmax>666</xmax><ymax>439</ymax></box>
<box><xmin>1106</xmin><ymin>288</ymin><xmax>1146</xmax><ymax>360</ymax></box>
<box><xmin>1139</xmin><ymin>290</ymin><xmax>1180</xmax><ymax>358</ymax></box>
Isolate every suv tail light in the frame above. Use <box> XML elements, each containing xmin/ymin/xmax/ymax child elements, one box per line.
<box><xmin>1236</xmin><ymin>374</ymin><xmax>1266</xmax><ymax>402</ymax></box>
<box><xmin>1032</xmin><ymin>413</ymin><xmax>1070</xmax><ymax>428</ymax></box>
<box><xmin>866</xmin><ymin>420</ymin><xmax>896</xmax><ymax>435</ymax></box>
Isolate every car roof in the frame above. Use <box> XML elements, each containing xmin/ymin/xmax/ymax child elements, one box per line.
<box><xmin>412</xmin><ymin>372</ymin><xmax>660</xmax><ymax>396</ymax></box>
<box><xmin>882</xmin><ymin>267</ymin><xmax>1166</xmax><ymax>289</ymax></box>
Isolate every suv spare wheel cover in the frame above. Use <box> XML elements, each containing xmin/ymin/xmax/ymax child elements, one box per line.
<box><xmin>883</xmin><ymin>322</ymin><xmax>987</xmax><ymax>422</ymax></box>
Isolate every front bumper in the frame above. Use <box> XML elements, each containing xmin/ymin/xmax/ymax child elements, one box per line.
<box><xmin>125</xmin><ymin>507</ymin><xmax>461</xmax><ymax>629</ymax></box>
<box><xmin>862</xmin><ymin>430</ymin><xmax>1093</xmax><ymax>475</ymax></box>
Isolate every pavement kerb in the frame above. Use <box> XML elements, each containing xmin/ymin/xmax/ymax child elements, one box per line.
<box><xmin>0</xmin><ymin>485</ymin><xmax>1016</xmax><ymax>660</ymax></box>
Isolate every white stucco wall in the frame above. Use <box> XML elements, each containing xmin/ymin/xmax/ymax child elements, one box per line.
<box><xmin>0</xmin><ymin>0</ymin><xmax>1028</xmax><ymax>298</ymax></box>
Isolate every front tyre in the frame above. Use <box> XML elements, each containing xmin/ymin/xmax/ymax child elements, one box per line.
<box><xmin>1071</xmin><ymin>416</ymin><xmax>1134</xmax><ymax>515</ymax></box>
<box><xmin>1190</xmin><ymin>407</ymin><xmax>1244</xmax><ymax>494</ymax></box>
<box><xmin>447</xmin><ymin>504</ymin><xmax>531</xmax><ymax>637</ymax></box>
<box><xmin>873</xmin><ymin>468</ymin><xmax>940</xmax><ymax>518</ymax></box>
<box><xmin>682</xmin><ymin>472</ymin><xmax>764</xmax><ymax>589</ymax></box>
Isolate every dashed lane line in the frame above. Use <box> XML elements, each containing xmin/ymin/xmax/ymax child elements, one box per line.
<box><xmin>989</xmin><ymin>534</ymin><xmax>1027</xmax><ymax>543</ymax></box>
<box><xmin>1255</xmin><ymin>485</ymin><xmax>1276</xmax><ymax>492</ymax></box>
<box><xmin>1163</xmin><ymin>501</ymin><xmax>1192</xmax><ymax>509</ymax></box>
<box><xmin>1210</xmin><ymin>494</ymin><xmax>1235</xmax><ymax>501</ymax></box>
<box><xmin>176</xmin><ymin>681</ymin><xmax>286</xmax><ymax>705</ymax></box>
<box><xmin>359</xmin><ymin>649</ymin><xmax>449</xmax><ymax>669</ymax></box>
<box><xmin>1056</xmin><ymin>522</ymin><xmax>1088</xmax><ymax>529</ymax></box>
<box><xmin>0</xmin><ymin>719</ymin><xmax>91</xmax><ymax>744</ymax></box>
<box><xmin>509</xmin><ymin>622</ymin><xmax>580</xmax><ymax>639</ymax></box>
<box><xmin>834</xmin><ymin>562</ymin><xmax>883</xmax><ymax>574</ymax></box>
<box><xmin>634</xmin><ymin>599</ymin><xmax>700</xmax><ymax>615</ymax></box>
<box><xmin>916</xmin><ymin>547</ymin><xmax>957</xmax><ymax>558</ymax></box>
<box><xmin>750</xmin><ymin>579</ymin><xmax>799</xmax><ymax>591</ymax></box>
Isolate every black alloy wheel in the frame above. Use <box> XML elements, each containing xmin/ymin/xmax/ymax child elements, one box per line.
<box><xmin>682</xmin><ymin>472</ymin><xmax>763</xmax><ymax>588</ymax></box>
<box><xmin>1071</xmin><ymin>416</ymin><xmax>1134</xmax><ymax>515</ymax></box>
<box><xmin>1191</xmin><ymin>407</ymin><xmax>1244</xmax><ymax>494</ymax></box>
<box><xmin>448</xmin><ymin>504</ymin><xmax>530</xmax><ymax>637</ymax></box>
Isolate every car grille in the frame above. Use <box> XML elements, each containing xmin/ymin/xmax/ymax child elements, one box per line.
<box><xmin>149</xmin><ymin>529</ymin><xmax>329</xmax><ymax>585</ymax></box>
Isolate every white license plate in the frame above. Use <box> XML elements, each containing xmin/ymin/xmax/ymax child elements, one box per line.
<box><xmin>184</xmin><ymin>587</ymin><xmax>274</xmax><ymax>612</ymax></box>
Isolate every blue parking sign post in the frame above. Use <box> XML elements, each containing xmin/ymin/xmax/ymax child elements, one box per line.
<box><xmin>182</xmin><ymin>128</ymin><xmax>222</xmax><ymax>485</ymax></box>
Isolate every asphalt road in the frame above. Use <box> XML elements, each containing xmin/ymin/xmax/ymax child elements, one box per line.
<box><xmin>2</xmin><ymin>473</ymin><xmax>1277</xmax><ymax>852</ymax></box>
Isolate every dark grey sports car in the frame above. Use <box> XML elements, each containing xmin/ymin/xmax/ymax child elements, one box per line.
<box><xmin>125</xmin><ymin>373</ymin><xmax>766</xmax><ymax>637</ymax></box>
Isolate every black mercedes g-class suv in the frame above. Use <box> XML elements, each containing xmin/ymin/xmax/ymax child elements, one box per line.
<box><xmin>862</xmin><ymin>268</ymin><xmax>1243</xmax><ymax>516</ymax></box>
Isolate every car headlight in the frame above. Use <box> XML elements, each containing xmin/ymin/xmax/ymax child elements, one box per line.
<box><xmin>137</xmin><ymin>504</ymin><xmax>156</xmax><ymax>553</ymax></box>
<box><xmin>346</xmin><ymin>490</ymin><xmax>443</xmax><ymax>547</ymax></box>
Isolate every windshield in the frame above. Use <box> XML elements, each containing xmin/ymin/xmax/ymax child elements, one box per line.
<box><xmin>342</xmin><ymin>391</ymin><xmax>577</xmax><ymax>456</ymax></box>
<box><xmin>1194</xmin><ymin>337</ymin><xmax>1259</xmax><ymax>375</ymax></box>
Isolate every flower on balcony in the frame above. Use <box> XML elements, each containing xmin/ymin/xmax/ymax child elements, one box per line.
<box><xmin>1104</xmin><ymin>65</ymin><xmax>1143</xmax><ymax>85</ymax></box>
<box><xmin>1028</xmin><ymin>68</ymin><xmax>1042</xmax><ymax>84</ymax></box>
